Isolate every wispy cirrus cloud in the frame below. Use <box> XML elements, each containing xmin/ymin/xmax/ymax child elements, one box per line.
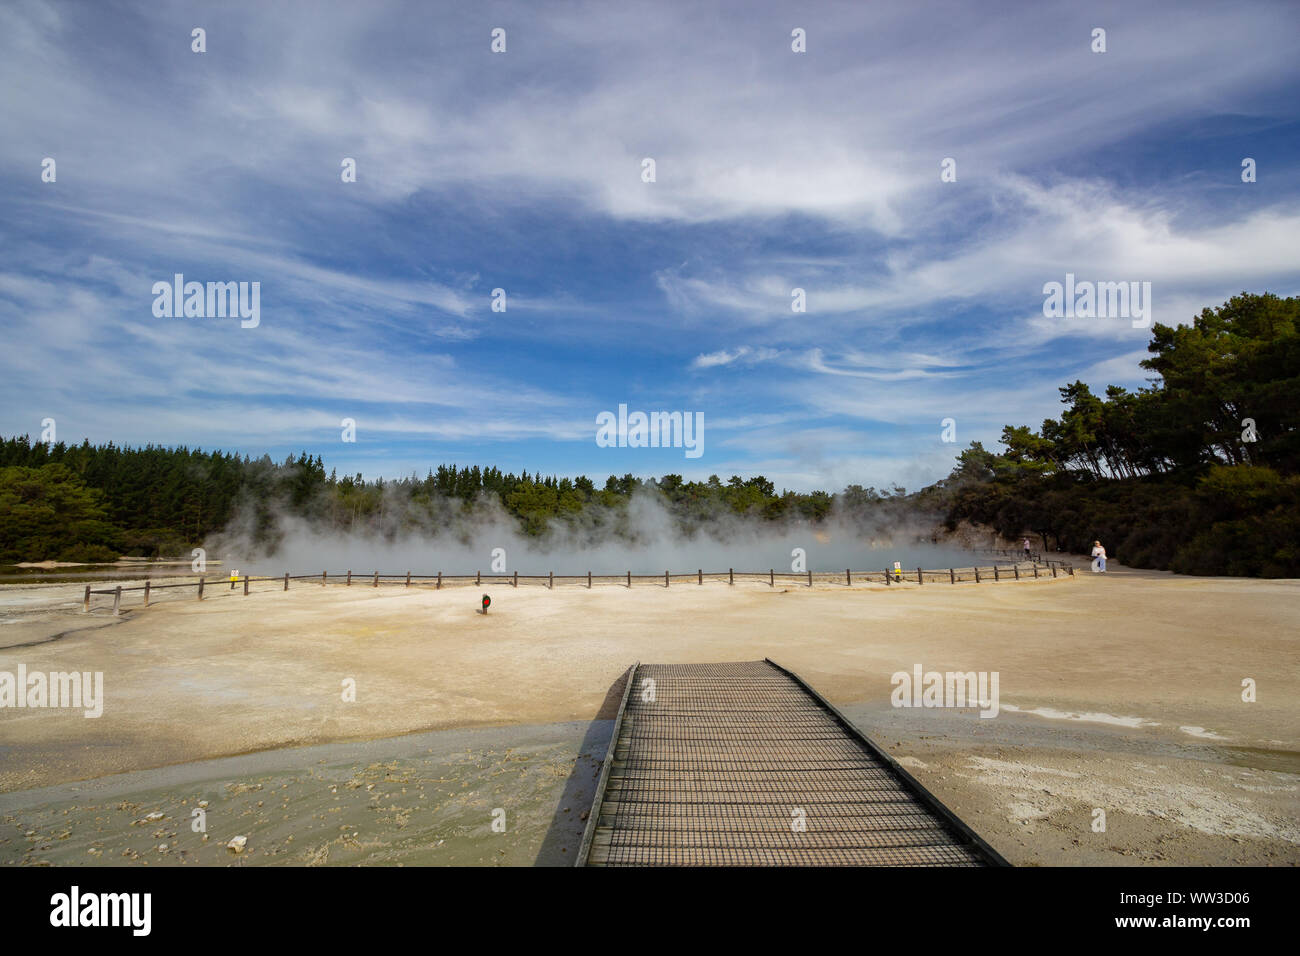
<box><xmin>691</xmin><ymin>346</ymin><xmax>784</xmax><ymax>369</ymax></box>
<box><xmin>1</xmin><ymin>0</ymin><xmax>1297</xmax><ymax>489</ymax></box>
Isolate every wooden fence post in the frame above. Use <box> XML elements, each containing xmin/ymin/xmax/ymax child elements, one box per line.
<box><xmin>514</xmin><ymin>571</ymin><xmax>518</xmax><ymax>588</ymax></box>
<box><xmin>243</xmin><ymin>575</ymin><xmax>249</xmax><ymax>596</ymax></box>
<box><xmin>113</xmin><ymin>586</ymin><xmax>122</xmax><ymax>615</ymax></box>
<box><xmin>699</xmin><ymin>569</ymin><xmax>703</xmax><ymax>585</ymax></box>
<box><xmin>769</xmin><ymin>569</ymin><xmax>774</xmax><ymax>587</ymax></box>
<box><xmin>627</xmin><ymin>571</ymin><xmax>631</xmax><ymax>588</ymax></box>
<box><xmin>846</xmin><ymin>569</ymin><xmax>851</xmax><ymax>586</ymax></box>
<box><xmin>974</xmin><ymin>567</ymin><xmax>980</xmax><ymax>583</ymax></box>
<box><xmin>143</xmin><ymin>581</ymin><xmax>150</xmax><ymax>607</ymax></box>
<box><xmin>807</xmin><ymin>569</ymin><xmax>813</xmax><ymax>587</ymax></box>
<box><xmin>476</xmin><ymin>571</ymin><xmax>481</xmax><ymax>586</ymax></box>
<box><xmin>588</xmin><ymin>571</ymin><xmax>592</xmax><ymax>589</ymax></box>
<box><xmin>1033</xmin><ymin>565</ymin><xmax>1039</xmax><ymax>579</ymax></box>
<box><xmin>406</xmin><ymin>571</ymin><xmax>411</xmax><ymax>587</ymax></box>
<box><xmin>665</xmin><ymin>571</ymin><xmax>669</xmax><ymax>588</ymax></box>
<box><xmin>549</xmin><ymin>571</ymin><xmax>554</xmax><ymax>590</ymax></box>
<box><xmin>83</xmin><ymin>585</ymin><xmax>91</xmax><ymax>612</ymax></box>
<box><xmin>729</xmin><ymin>568</ymin><xmax>734</xmax><ymax>586</ymax></box>
<box><xmin>884</xmin><ymin>569</ymin><xmax>891</xmax><ymax>586</ymax></box>
<box><xmin>949</xmin><ymin>568</ymin><xmax>955</xmax><ymax>584</ymax></box>
<box><xmin>373</xmin><ymin>571</ymin><xmax>378</xmax><ymax>587</ymax></box>
<box><xmin>437</xmin><ymin>572</ymin><xmax>442</xmax><ymax>589</ymax></box>
<box><xmin>347</xmin><ymin>570</ymin><xmax>352</xmax><ymax>586</ymax></box>
<box><xmin>1051</xmin><ymin>564</ymin><xmax>1057</xmax><ymax>578</ymax></box>
<box><xmin>284</xmin><ymin>572</ymin><xmax>290</xmax><ymax>591</ymax></box>
<box><xmin>198</xmin><ymin>579</ymin><xmax>205</xmax><ymax>600</ymax></box>
<box><xmin>1014</xmin><ymin>565</ymin><xmax>1020</xmax><ymax>580</ymax></box>
<box><xmin>322</xmin><ymin>571</ymin><xmax>327</xmax><ymax>587</ymax></box>
<box><xmin>993</xmin><ymin>566</ymin><xmax>999</xmax><ymax>582</ymax></box>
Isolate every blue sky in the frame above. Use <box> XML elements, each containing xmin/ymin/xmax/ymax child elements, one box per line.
<box><xmin>2</xmin><ymin>0</ymin><xmax>1298</xmax><ymax>492</ymax></box>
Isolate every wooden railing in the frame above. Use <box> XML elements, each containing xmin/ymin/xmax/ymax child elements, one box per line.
<box><xmin>82</xmin><ymin>559</ymin><xmax>1074</xmax><ymax>614</ymax></box>
<box><xmin>975</xmin><ymin>548</ymin><xmax>1079</xmax><ymax>573</ymax></box>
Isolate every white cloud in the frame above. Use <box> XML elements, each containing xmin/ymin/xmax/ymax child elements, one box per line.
<box><xmin>691</xmin><ymin>346</ymin><xmax>783</xmax><ymax>369</ymax></box>
<box><xmin>2</xmin><ymin>0</ymin><xmax>1297</xmax><ymax>492</ymax></box>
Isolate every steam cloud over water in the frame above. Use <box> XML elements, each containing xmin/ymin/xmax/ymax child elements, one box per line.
<box><xmin>211</xmin><ymin>490</ymin><xmax>982</xmax><ymax>576</ymax></box>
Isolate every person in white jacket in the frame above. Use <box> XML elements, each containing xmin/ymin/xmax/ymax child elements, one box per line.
<box><xmin>1091</xmin><ymin>541</ymin><xmax>1107</xmax><ymax>573</ymax></box>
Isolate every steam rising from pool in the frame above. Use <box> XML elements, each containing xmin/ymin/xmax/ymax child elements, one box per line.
<box><xmin>210</xmin><ymin>488</ymin><xmax>980</xmax><ymax>576</ymax></box>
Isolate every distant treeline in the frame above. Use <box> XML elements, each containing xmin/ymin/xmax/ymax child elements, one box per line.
<box><xmin>3</xmin><ymin>292</ymin><xmax>1294</xmax><ymax>575</ymax></box>
<box><xmin>0</xmin><ymin>436</ymin><xmax>910</xmax><ymax>563</ymax></box>
<box><xmin>924</xmin><ymin>293</ymin><xmax>1299</xmax><ymax>576</ymax></box>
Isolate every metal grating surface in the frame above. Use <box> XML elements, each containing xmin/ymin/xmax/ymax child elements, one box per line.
<box><xmin>579</xmin><ymin>660</ymin><xmax>1007</xmax><ymax>867</ymax></box>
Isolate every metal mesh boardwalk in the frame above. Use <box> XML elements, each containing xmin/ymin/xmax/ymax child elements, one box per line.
<box><xmin>577</xmin><ymin>660</ymin><xmax>1007</xmax><ymax>867</ymax></box>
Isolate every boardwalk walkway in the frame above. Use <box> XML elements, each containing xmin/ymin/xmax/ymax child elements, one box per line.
<box><xmin>578</xmin><ymin>660</ymin><xmax>1007</xmax><ymax>866</ymax></box>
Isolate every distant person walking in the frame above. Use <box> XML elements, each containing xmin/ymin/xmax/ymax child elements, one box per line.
<box><xmin>1091</xmin><ymin>540</ymin><xmax>1107</xmax><ymax>573</ymax></box>
<box><xmin>1023</xmin><ymin>538</ymin><xmax>1032</xmax><ymax>561</ymax></box>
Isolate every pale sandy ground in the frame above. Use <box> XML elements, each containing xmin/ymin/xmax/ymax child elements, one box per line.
<box><xmin>0</xmin><ymin>563</ymin><xmax>1296</xmax><ymax>866</ymax></box>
